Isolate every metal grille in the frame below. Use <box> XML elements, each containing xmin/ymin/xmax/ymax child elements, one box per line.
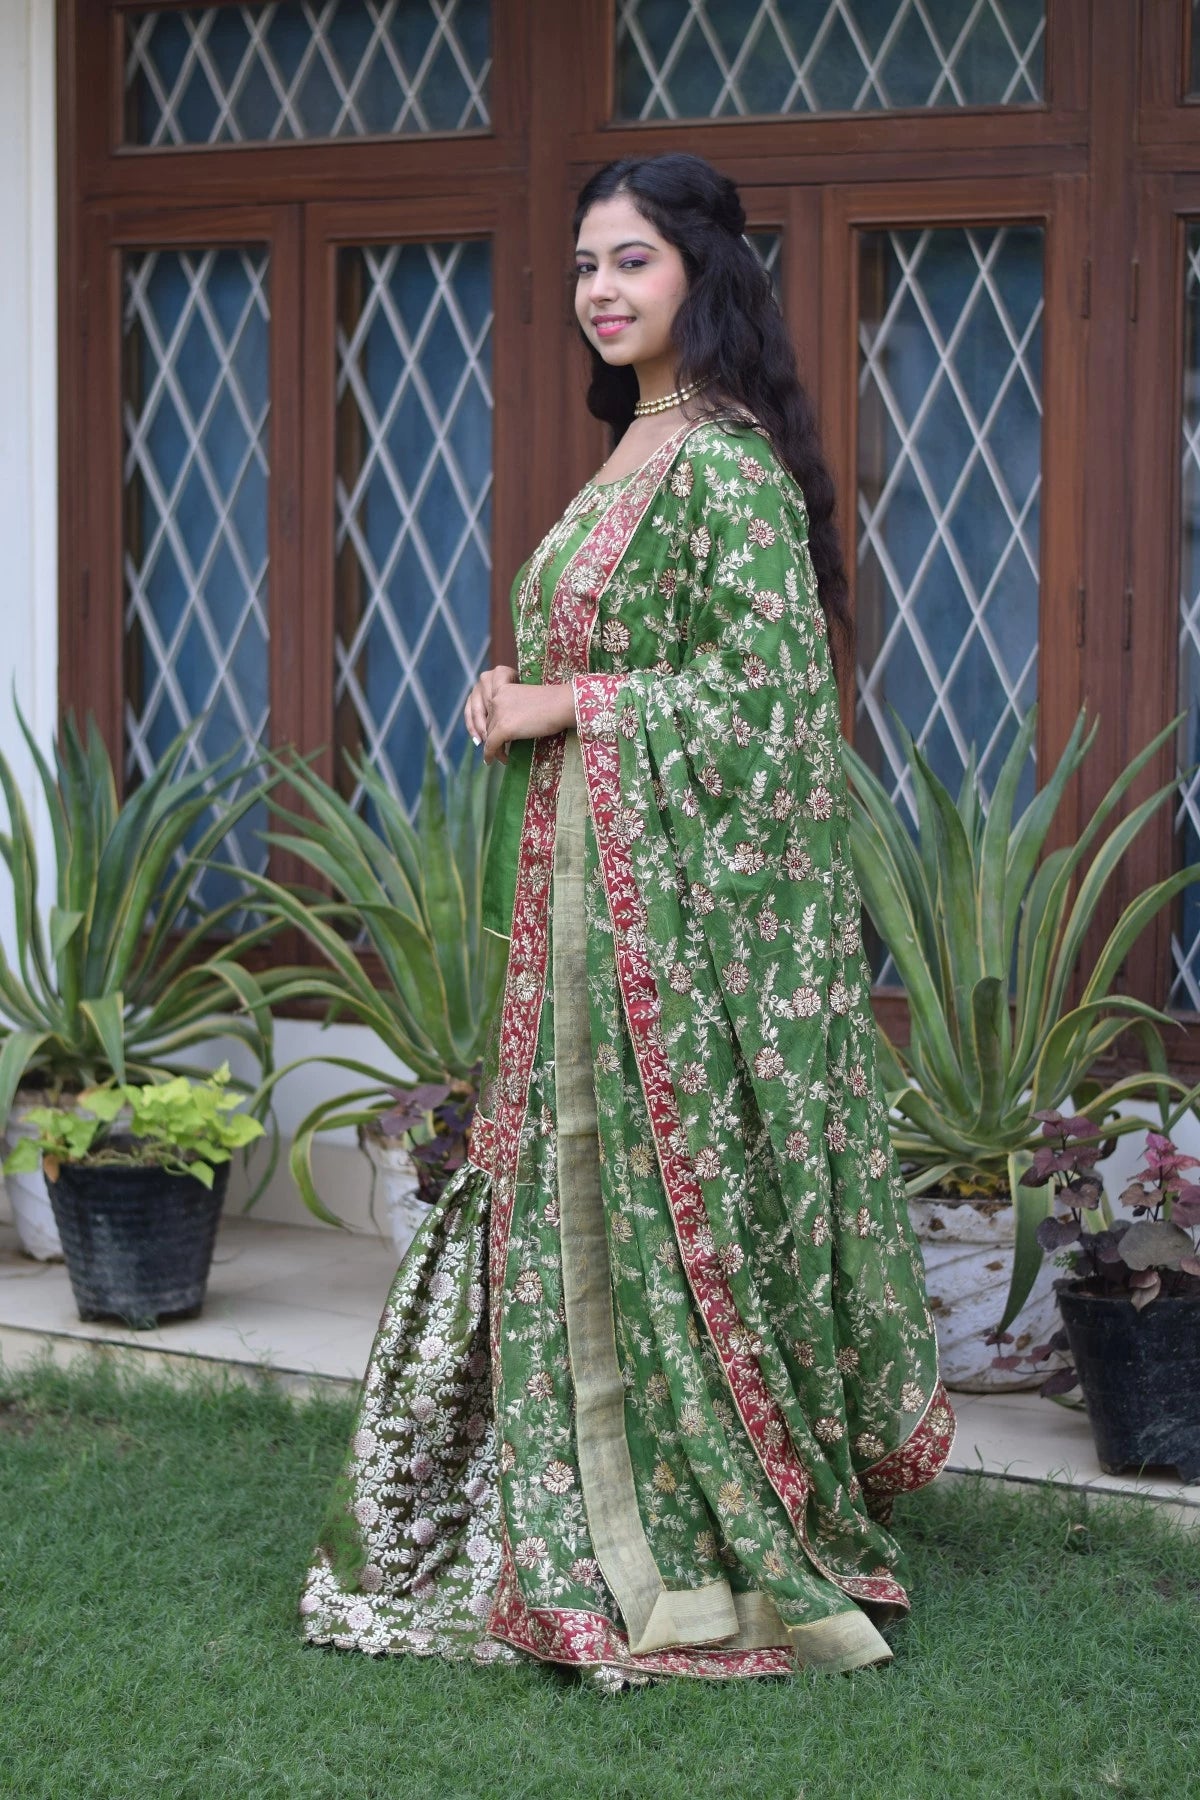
<box><xmin>615</xmin><ymin>0</ymin><xmax>1045</xmax><ymax>119</ymax></box>
<box><xmin>1172</xmin><ymin>226</ymin><xmax>1200</xmax><ymax>1008</ymax></box>
<box><xmin>335</xmin><ymin>240</ymin><xmax>492</xmax><ymax>815</ymax></box>
<box><xmin>126</xmin><ymin>0</ymin><xmax>491</xmax><ymax>146</ymax></box>
<box><xmin>855</xmin><ymin>225</ymin><xmax>1042</xmax><ymax>836</ymax></box>
<box><xmin>123</xmin><ymin>246</ymin><xmax>271</xmax><ymax>915</ymax></box>
<box><xmin>749</xmin><ymin>230</ymin><xmax>782</xmax><ymax>292</ymax></box>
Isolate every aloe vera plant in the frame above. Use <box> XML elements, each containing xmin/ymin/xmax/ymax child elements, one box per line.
<box><xmin>0</xmin><ymin>708</ymin><xmax>277</xmax><ymax>1123</ymax></box>
<box><xmin>244</xmin><ymin>742</ymin><xmax>505</xmax><ymax>1224</ymax></box>
<box><xmin>844</xmin><ymin>706</ymin><xmax>1200</xmax><ymax>1331</ymax></box>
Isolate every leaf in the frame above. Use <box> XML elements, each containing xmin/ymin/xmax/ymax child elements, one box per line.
<box><xmin>1036</xmin><ymin>1216</ymin><xmax>1081</xmax><ymax>1251</ymax></box>
<box><xmin>78</xmin><ymin>994</ymin><xmax>127</xmax><ymax>1087</ymax></box>
<box><xmin>994</xmin><ymin>1149</ymin><xmax>1046</xmax><ymax>1335</ymax></box>
<box><xmin>1130</xmin><ymin>1270</ymin><xmax>1162</xmax><ymax>1310</ymax></box>
<box><xmin>48</xmin><ymin>908</ymin><xmax>84</xmax><ymax>962</ymax></box>
<box><xmin>3</xmin><ymin>1136</ymin><xmax>41</xmax><ymax>1174</ymax></box>
<box><xmin>77</xmin><ymin>1084</ymin><xmax>128</xmax><ymax>1124</ymax></box>
<box><xmin>977</xmin><ymin>709</ymin><xmax>1038</xmax><ymax>977</ymax></box>
<box><xmin>0</xmin><ymin>1027</ymin><xmax>52</xmax><ymax>1124</ymax></box>
<box><xmin>1117</xmin><ymin>1220</ymin><xmax>1195</xmax><ymax>1271</ymax></box>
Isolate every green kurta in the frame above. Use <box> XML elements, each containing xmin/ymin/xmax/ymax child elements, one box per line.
<box><xmin>301</xmin><ymin>416</ymin><xmax>954</xmax><ymax>1682</ymax></box>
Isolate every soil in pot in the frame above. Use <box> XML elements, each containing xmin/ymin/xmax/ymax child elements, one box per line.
<box><xmin>1057</xmin><ymin>1285</ymin><xmax>1200</xmax><ymax>1484</ymax></box>
<box><xmin>47</xmin><ymin>1156</ymin><xmax>228</xmax><ymax>1330</ymax></box>
<box><xmin>908</xmin><ymin>1191</ymin><xmax>1071</xmax><ymax>1393</ymax></box>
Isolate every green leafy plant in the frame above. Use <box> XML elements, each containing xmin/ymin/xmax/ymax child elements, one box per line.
<box><xmin>4</xmin><ymin>1064</ymin><xmax>264</xmax><ymax>1189</ymax></box>
<box><xmin>0</xmin><ymin>707</ymin><xmax>278</xmax><ymax>1120</ymax></box>
<box><xmin>243</xmin><ymin>742</ymin><xmax>505</xmax><ymax>1223</ymax></box>
<box><xmin>844</xmin><ymin>705</ymin><xmax>1200</xmax><ymax>1331</ymax></box>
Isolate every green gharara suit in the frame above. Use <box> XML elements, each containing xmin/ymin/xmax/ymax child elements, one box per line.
<box><xmin>300</xmin><ymin>416</ymin><xmax>955</xmax><ymax>1681</ymax></box>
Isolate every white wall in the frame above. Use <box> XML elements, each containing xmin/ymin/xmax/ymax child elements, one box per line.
<box><xmin>0</xmin><ymin>0</ymin><xmax>58</xmax><ymax>941</ymax></box>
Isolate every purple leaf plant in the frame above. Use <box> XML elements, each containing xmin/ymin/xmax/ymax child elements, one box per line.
<box><xmin>988</xmin><ymin>1110</ymin><xmax>1200</xmax><ymax>1395</ymax></box>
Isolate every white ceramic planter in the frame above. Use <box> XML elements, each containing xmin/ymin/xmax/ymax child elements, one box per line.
<box><xmin>908</xmin><ymin>1192</ymin><xmax>1070</xmax><ymax>1393</ymax></box>
<box><xmin>358</xmin><ymin>1126</ymin><xmax>430</xmax><ymax>1259</ymax></box>
<box><xmin>2</xmin><ymin>1100</ymin><xmax>65</xmax><ymax>1260</ymax></box>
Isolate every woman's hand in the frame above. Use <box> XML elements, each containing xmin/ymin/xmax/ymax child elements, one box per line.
<box><xmin>464</xmin><ymin>668</ymin><xmax>577</xmax><ymax>765</ymax></box>
<box><xmin>464</xmin><ymin>665</ymin><xmax>518</xmax><ymax>746</ymax></box>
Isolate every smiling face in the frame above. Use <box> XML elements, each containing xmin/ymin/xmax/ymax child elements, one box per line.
<box><xmin>574</xmin><ymin>194</ymin><xmax>689</xmax><ymax>398</ymax></box>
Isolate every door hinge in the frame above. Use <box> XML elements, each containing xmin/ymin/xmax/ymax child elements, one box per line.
<box><xmin>1081</xmin><ymin>257</ymin><xmax>1091</xmax><ymax>319</ymax></box>
<box><xmin>1130</xmin><ymin>257</ymin><xmax>1139</xmax><ymax>323</ymax></box>
<box><xmin>1122</xmin><ymin>584</ymin><xmax>1133</xmax><ymax>651</ymax></box>
<box><xmin>1076</xmin><ymin>582</ymin><xmax>1086</xmax><ymax>647</ymax></box>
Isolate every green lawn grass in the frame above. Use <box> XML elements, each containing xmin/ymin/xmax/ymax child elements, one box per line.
<box><xmin>1</xmin><ymin>1358</ymin><xmax>1197</xmax><ymax>1800</ymax></box>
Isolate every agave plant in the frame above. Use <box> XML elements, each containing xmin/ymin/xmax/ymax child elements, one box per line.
<box><xmin>244</xmin><ymin>741</ymin><xmax>505</xmax><ymax>1224</ymax></box>
<box><xmin>0</xmin><ymin>707</ymin><xmax>277</xmax><ymax>1124</ymax></box>
<box><xmin>844</xmin><ymin>705</ymin><xmax>1200</xmax><ymax>1330</ymax></box>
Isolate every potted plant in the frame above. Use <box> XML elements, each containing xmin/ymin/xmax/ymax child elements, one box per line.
<box><xmin>844</xmin><ymin>705</ymin><xmax>1200</xmax><ymax>1391</ymax></box>
<box><xmin>244</xmin><ymin>742</ymin><xmax>504</xmax><ymax>1250</ymax></box>
<box><xmin>4</xmin><ymin>1065</ymin><xmax>264</xmax><ymax>1328</ymax></box>
<box><xmin>991</xmin><ymin>1111</ymin><xmax>1200</xmax><ymax>1483</ymax></box>
<box><xmin>0</xmin><ymin>708</ymin><xmax>277</xmax><ymax>1259</ymax></box>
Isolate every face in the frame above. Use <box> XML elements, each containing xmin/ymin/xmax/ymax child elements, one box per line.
<box><xmin>574</xmin><ymin>195</ymin><xmax>689</xmax><ymax>388</ymax></box>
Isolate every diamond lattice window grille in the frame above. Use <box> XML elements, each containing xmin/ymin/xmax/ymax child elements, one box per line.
<box><xmin>854</xmin><ymin>226</ymin><xmax>1042</xmax><ymax>984</ymax></box>
<box><xmin>123</xmin><ymin>246</ymin><xmax>271</xmax><ymax>920</ymax></box>
<box><xmin>125</xmin><ymin>0</ymin><xmax>491</xmax><ymax>146</ymax></box>
<box><xmin>615</xmin><ymin>0</ymin><xmax>1045</xmax><ymax>120</ymax></box>
<box><xmin>335</xmin><ymin>239</ymin><xmax>493</xmax><ymax>818</ymax></box>
<box><xmin>1171</xmin><ymin>227</ymin><xmax>1200</xmax><ymax>1009</ymax></box>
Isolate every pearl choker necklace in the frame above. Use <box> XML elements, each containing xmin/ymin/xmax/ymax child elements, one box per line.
<box><xmin>633</xmin><ymin>379</ymin><xmax>705</xmax><ymax>418</ymax></box>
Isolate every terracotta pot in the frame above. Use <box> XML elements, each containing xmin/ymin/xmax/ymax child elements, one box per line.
<box><xmin>908</xmin><ymin>1191</ymin><xmax>1071</xmax><ymax>1393</ymax></box>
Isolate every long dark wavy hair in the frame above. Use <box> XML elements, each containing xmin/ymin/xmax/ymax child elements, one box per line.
<box><xmin>573</xmin><ymin>153</ymin><xmax>852</xmax><ymax>674</ymax></box>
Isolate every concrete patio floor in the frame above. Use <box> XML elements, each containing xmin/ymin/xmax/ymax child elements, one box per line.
<box><xmin>2</xmin><ymin>1214</ymin><xmax>1197</xmax><ymax>1528</ymax></box>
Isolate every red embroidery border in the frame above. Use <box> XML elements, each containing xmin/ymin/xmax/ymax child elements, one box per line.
<box><xmin>488</xmin><ymin>1541</ymin><xmax>797</xmax><ymax>1679</ymax></box>
<box><xmin>572</xmin><ymin>676</ymin><xmax>934</xmax><ymax>1609</ymax></box>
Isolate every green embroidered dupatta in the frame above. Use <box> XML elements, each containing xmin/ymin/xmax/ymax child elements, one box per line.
<box><xmin>300</xmin><ymin>418</ymin><xmax>954</xmax><ymax>1682</ymax></box>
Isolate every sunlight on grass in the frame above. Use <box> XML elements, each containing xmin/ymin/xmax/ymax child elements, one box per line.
<box><xmin>2</xmin><ymin>1358</ymin><xmax>1198</xmax><ymax>1800</ymax></box>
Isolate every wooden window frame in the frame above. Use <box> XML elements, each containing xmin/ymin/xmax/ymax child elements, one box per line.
<box><xmin>1124</xmin><ymin>172</ymin><xmax>1200</xmax><ymax>1054</ymax></box>
<box><xmin>1139</xmin><ymin>0</ymin><xmax>1200</xmax><ymax>151</ymax></box>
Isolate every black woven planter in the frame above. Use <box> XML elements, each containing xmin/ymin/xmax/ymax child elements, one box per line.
<box><xmin>1057</xmin><ymin>1285</ymin><xmax>1200</xmax><ymax>1484</ymax></box>
<box><xmin>46</xmin><ymin>1155</ymin><xmax>228</xmax><ymax>1330</ymax></box>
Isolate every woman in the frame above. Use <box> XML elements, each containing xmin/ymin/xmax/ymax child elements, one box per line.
<box><xmin>301</xmin><ymin>153</ymin><xmax>954</xmax><ymax>1684</ymax></box>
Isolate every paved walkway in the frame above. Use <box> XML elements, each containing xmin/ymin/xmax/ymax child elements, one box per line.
<box><xmin>2</xmin><ymin>1215</ymin><xmax>1197</xmax><ymax>1526</ymax></box>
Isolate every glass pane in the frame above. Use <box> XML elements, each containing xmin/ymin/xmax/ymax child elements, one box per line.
<box><xmin>123</xmin><ymin>246</ymin><xmax>271</xmax><ymax>917</ymax></box>
<box><xmin>125</xmin><ymin>0</ymin><xmax>491</xmax><ymax>146</ymax></box>
<box><xmin>1173</xmin><ymin>226</ymin><xmax>1200</xmax><ymax>1008</ymax></box>
<box><xmin>1193</xmin><ymin>2</ymin><xmax>1200</xmax><ymax>97</ymax></box>
<box><xmin>335</xmin><ymin>240</ymin><xmax>493</xmax><ymax>815</ymax></box>
<box><xmin>855</xmin><ymin>224</ymin><xmax>1043</xmax><ymax>813</ymax></box>
<box><xmin>615</xmin><ymin>0</ymin><xmax>1045</xmax><ymax>118</ymax></box>
<box><xmin>749</xmin><ymin>229</ymin><xmax>782</xmax><ymax>298</ymax></box>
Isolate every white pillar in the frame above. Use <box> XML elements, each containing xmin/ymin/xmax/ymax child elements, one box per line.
<box><xmin>0</xmin><ymin>0</ymin><xmax>58</xmax><ymax>960</ymax></box>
